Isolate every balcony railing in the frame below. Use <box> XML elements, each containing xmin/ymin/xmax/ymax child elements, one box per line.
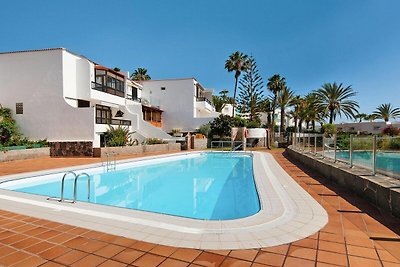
<box><xmin>126</xmin><ymin>94</ymin><xmax>142</xmax><ymax>103</ymax></box>
<box><xmin>92</xmin><ymin>82</ymin><xmax>125</xmax><ymax>98</ymax></box>
<box><xmin>196</xmin><ymin>97</ymin><xmax>213</xmax><ymax>107</ymax></box>
<box><xmin>96</xmin><ymin>117</ymin><xmax>131</xmax><ymax>126</ymax></box>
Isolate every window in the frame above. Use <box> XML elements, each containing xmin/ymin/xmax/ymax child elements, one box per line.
<box><xmin>161</xmin><ymin>87</ymin><xmax>166</xmax><ymax>91</ymax></box>
<box><xmin>16</xmin><ymin>103</ymin><xmax>23</xmax><ymax>114</ymax></box>
<box><xmin>77</xmin><ymin>100</ymin><xmax>90</xmax><ymax>108</ymax></box>
<box><xmin>95</xmin><ymin>105</ymin><xmax>111</xmax><ymax>124</ymax></box>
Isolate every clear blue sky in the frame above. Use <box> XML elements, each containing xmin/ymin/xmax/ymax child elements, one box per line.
<box><xmin>1</xmin><ymin>0</ymin><xmax>399</xmax><ymax>122</ymax></box>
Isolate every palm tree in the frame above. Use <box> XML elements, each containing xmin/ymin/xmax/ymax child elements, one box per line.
<box><xmin>224</xmin><ymin>51</ymin><xmax>250</xmax><ymax>116</ymax></box>
<box><xmin>354</xmin><ymin>113</ymin><xmax>368</xmax><ymax>122</ymax></box>
<box><xmin>267</xmin><ymin>74</ymin><xmax>286</xmax><ymax>133</ymax></box>
<box><xmin>372</xmin><ymin>103</ymin><xmax>400</xmax><ymax>122</ymax></box>
<box><xmin>261</xmin><ymin>97</ymin><xmax>274</xmax><ymax>127</ymax></box>
<box><xmin>365</xmin><ymin>114</ymin><xmax>377</xmax><ymax>122</ymax></box>
<box><xmin>288</xmin><ymin>95</ymin><xmax>302</xmax><ymax>131</ymax></box>
<box><xmin>277</xmin><ymin>86</ymin><xmax>295</xmax><ymax>132</ymax></box>
<box><xmin>131</xmin><ymin>68</ymin><xmax>151</xmax><ymax>81</ymax></box>
<box><xmin>313</xmin><ymin>82</ymin><xmax>359</xmax><ymax>124</ymax></box>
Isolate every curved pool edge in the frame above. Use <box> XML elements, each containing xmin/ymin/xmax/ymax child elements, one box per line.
<box><xmin>0</xmin><ymin>151</ymin><xmax>328</xmax><ymax>249</ymax></box>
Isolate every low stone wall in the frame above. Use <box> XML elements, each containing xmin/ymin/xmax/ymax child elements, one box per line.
<box><xmin>100</xmin><ymin>143</ymin><xmax>181</xmax><ymax>157</ymax></box>
<box><xmin>194</xmin><ymin>139</ymin><xmax>207</xmax><ymax>149</ymax></box>
<box><xmin>0</xmin><ymin>147</ymin><xmax>50</xmax><ymax>162</ymax></box>
<box><xmin>286</xmin><ymin>147</ymin><xmax>400</xmax><ymax>218</ymax></box>
<box><xmin>50</xmin><ymin>142</ymin><xmax>93</xmax><ymax>157</ymax></box>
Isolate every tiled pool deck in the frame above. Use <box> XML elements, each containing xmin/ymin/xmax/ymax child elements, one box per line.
<box><xmin>0</xmin><ymin>149</ymin><xmax>399</xmax><ymax>266</ymax></box>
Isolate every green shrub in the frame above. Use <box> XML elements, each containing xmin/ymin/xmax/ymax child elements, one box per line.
<box><xmin>105</xmin><ymin>126</ymin><xmax>133</xmax><ymax>147</ymax></box>
<box><xmin>198</xmin><ymin>123</ymin><xmax>211</xmax><ymax>138</ymax></box>
<box><xmin>143</xmin><ymin>138</ymin><xmax>167</xmax><ymax>145</ymax></box>
<box><xmin>246</xmin><ymin>120</ymin><xmax>261</xmax><ymax>128</ymax></box>
<box><xmin>322</xmin><ymin>124</ymin><xmax>336</xmax><ymax>137</ymax></box>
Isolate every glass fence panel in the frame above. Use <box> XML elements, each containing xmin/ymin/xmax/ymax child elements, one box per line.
<box><xmin>350</xmin><ymin>136</ymin><xmax>374</xmax><ymax>171</ymax></box>
<box><xmin>335</xmin><ymin>134</ymin><xmax>351</xmax><ymax>164</ymax></box>
<box><xmin>323</xmin><ymin>135</ymin><xmax>336</xmax><ymax>160</ymax></box>
<box><xmin>376</xmin><ymin>136</ymin><xmax>400</xmax><ymax>179</ymax></box>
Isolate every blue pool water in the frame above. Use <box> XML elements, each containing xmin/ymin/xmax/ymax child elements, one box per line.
<box><xmin>334</xmin><ymin>151</ymin><xmax>400</xmax><ymax>177</ymax></box>
<box><xmin>1</xmin><ymin>153</ymin><xmax>260</xmax><ymax>220</ymax></box>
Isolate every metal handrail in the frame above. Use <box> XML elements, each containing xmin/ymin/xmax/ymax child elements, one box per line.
<box><xmin>73</xmin><ymin>173</ymin><xmax>90</xmax><ymax>203</ymax></box>
<box><xmin>60</xmin><ymin>171</ymin><xmax>76</xmax><ymax>202</ymax></box>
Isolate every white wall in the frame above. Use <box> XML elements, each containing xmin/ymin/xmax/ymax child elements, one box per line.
<box><xmin>141</xmin><ymin>79</ymin><xmax>219</xmax><ymax>132</ymax></box>
<box><xmin>0</xmin><ymin>49</ymin><xmax>94</xmax><ymax>142</ymax></box>
<box><xmin>336</xmin><ymin>121</ymin><xmax>389</xmax><ymax>134</ymax></box>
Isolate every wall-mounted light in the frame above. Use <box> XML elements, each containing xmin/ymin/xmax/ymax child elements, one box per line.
<box><xmin>115</xmin><ymin>110</ymin><xmax>124</xmax><ymax>117</ymax></box>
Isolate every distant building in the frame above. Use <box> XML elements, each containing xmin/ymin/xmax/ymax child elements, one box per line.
<box><xmin>336</xmin><ymin>121</ymin><xmax>400</xmax><ymax>134</ymax></box>
<box><xmin>140</xmin><ymin>78</ymin><xmax>221</xmax><ymax>132</ymax></box>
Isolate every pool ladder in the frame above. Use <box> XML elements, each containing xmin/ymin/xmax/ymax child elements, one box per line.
<box><xmin>47</xmin><ymin>171</ymin><xmax>90</xmax><ymax>203</ymax></box>
<box><xmin>102</xmin><ymin>152</ymin><xmax>117</xmax><ymax>172</ymax></box>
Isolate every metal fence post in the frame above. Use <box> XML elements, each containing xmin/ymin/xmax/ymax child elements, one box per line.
<box><xmin>349</xmin><ymin>134</ymin><xmax>353</xmax><ymax>168</ymax></box>
<box><xmin>372</xmin><ymin>135</ymin><xmax>377</xmax><ymax>175</ymax></box>
<box><xmin>314</xmin><ymin>134</ymin><xmax>317</xmax><ymax>155</ymax></box>
<box><xmin>334</xmin><ymin>134</ymin><xmax>337</xmax><ymax>163</ymax></box>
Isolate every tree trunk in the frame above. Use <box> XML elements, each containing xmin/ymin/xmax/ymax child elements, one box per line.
<box><xmin>329</xmin><ymin>109</ymin><xmax>334</xmax><ymax>124</ymax></box>
<box><xmin>280</xmin><ymin>107</ymin><xmax>285</xmax><ymax>133</ymax></box>
<box><xmin>232</xmin><ymin>77</ymin><xmax>238</xmax><ymax>117</ymax></box>
<box><xmin>294</xmin><ymin>118</ymin><xmax>298</xmax><ymax>132</ymax></box>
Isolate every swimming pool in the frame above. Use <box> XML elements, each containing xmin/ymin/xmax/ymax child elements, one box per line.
<box><xmin>0</xmin><ymin>152</ymin><xmax>327</xmax><ymax>249</ymax></box>
<box><xmin>331</xmin><ymin>151</ymin><xmax>400</xmax><ymax>177</ymax></box>
<box><xmin>0</xmin><ymin>152</ymin><xmax>260</xmax><ymax>220</ymax></box>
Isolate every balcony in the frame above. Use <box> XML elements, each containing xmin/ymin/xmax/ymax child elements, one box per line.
<box><xmin>95</xmin><ymin>117</ymin><xmax>131</xmax><ymax>126</ymax></box>
<box><xmin>196</xmin><ymin>97</ymin><xmax>214</xmax><ymax>113</ymax></box>
<box><xmin>92</xmin><ymin>82</ymin><xmax>125</xmax><ymax>98</ymax></box>
<box><xmin>126</xmin><ymin>94</ymin><xmax>142</xmax><ymax>103</ymax></box>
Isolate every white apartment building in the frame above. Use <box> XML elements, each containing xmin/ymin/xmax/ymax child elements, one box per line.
<box><xmin>140</xmin><ymin>78</ymin><xmax>221</xmax><ymax>132</ymax></box>
<box><xmin>336</xmin><ymin>121</ymin><xmax>400</xmax><ymax>134</ymax></box>
<box><xmin>0</xmin><ymin>48</ymin><xmax>172</xmax><ymax>150</ymax></box>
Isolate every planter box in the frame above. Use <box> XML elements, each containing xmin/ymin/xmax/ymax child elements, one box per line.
<box><xmin>0</xmin><ymin>147</ymin><xmax>50</xmax><ymax>162</ymax></box>
<box><xmin>100</xmin><ymin>143</ymin><xmax>181</xmax><ymax>157</ymax></box>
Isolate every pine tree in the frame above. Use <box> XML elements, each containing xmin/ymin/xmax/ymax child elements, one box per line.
<box><xmin>237</xmin><ymin>57</ymin><xmax>264</xmax><ymax>122</ymax></box>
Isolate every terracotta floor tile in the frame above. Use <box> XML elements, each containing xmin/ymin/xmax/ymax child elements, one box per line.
<box><xmin>284</xmin><ymin>256</ymin><xmax>315</xmax><ymax>267</ymax></box>
<box><xmin>1</xmin><ymin>233</ymin><xmax>28</xmax><ymax>245</ymax></box>
<box><xmin>317</xmin><ymin>250</ymin><xmax>348</xmax><ymax>266</ymax></box>
<box><xmin>31</xmin><ymin>260</ymin><xmax>65</xmax><ymax>267</ymax></box>
<box><xmin>67</xmin><ymin>227</ymin><xmax>90</xmax><ymax>236</ymax></box>
<box><xmin>254</xmin><ymin>251</ymin><xmax>285</xmax><ymax>266</ymax></box>
<box><xmin>260</xmin><ymin>244</ymin><xmax>289</xmax><ymax>255</ymax></box>
<box><xmin>158</xmin><ymin>258</ymin><xmax>190</xmax><ymax>267</ymax></box>
<box><xmin>149</xmin><ymin>245</ymin><xmax>177</xmax><ymax>257</ymax></box>
<box><xmin>35</xmin><ymin>230</ymin><xmax>62</xmax><ymax>240</ymax></box>
<box><xmin>112</xmin><ymin>237</ymin><xmax>137</xmax><ymax>248</ymax></box>
<box><xmin>97</xmin><ymin>234</ymin><xmax>120</xmax><ymax>243</ymax></box>
<box><xmin>94</xmin><ymin>244</ymin><xmax>126</xmax><ymax>258</ymax></box>
<box><xmin>229</xmin><ymin>249</ymin><xmax>258</xmax><ymax>261</ymax></box>
<box><xmin>220</xmin><ymin>257</ymin><xmax>252</xmax><ymax>267</ymax></box>
<box><xmin>0</xmin><ymin>245</ymin><xmax>18</xmax><ymax>256</ymax></box>
<box><xmin>130</xmin><ymin>240</ymin><xmax>157</xmax><ymax>252</ymax></box>
<box><xmin>318</xmin><ymin>232</ymin><xmax>345</xmax><ymax>244</ymax></box>
<box><xmin>24</xmin><ymin>241</ymin><xmax>55</xmax><ymax>254</ymax></box>
<box><xmin>378</xmin><ymin>249</ymin><xmax>400</xmax><ymax>263</ymax></box>
<box><xmin>171</xmin><ymin>248</ymin><xmax>202</xmax><ymax>262</ymax></box>
<box><xmin>98</xmin><ymin>259</ymin><xmax>128</xmax><ymax>267</ymax></box>
<box><xmin>112</xmin><ymin>248</ymin><xmax>145</xmax><ymax>264</ymax></box>
<box><xmin>70</xmin><ymin>254</ymin><xmax>107</xmax><ymax>267</ymax></box>
<box><xmin>12</xmin><ymin>224</ymin><xmax>37</xmax><ymax>233</ymax></box>
<box><xmin>348</xmin><ymin>255</ymin><xmax>381</xmax><ymax>267</ymax></box>
<box><xmin>63</xmin><ymin>236</ymin><xmax>90</xmax><ymax>248</ymax></box>
<box><xmin>12</xmin><ymin>236</ymin><xmax>41</xmax><ymax>249</ymax></box>
<box><xmin>0</xmin><ymin>251</ymin><xmax>31</xmax><ymax>266</ymax></box>
<box><xmin>251</xmin><ymin>263</ymin><xmax>275</xmax><ymax>267</ymax></box>
<box><xmin>291</xmin><ymin>238</ymin><xmax>317</xmax><ymax>249</ymax></box>
<box><xmin>131</xmin><ymin>253</ymin><xmax>165</xmax><ymax>267</ymax></box>
<box><xmin>24</xmin><ymin>227</ymin><xmax>48</xmax><ymax>237</ymax></box>
<box><xmin>53</xmin><ymin>250</ymin><xmax>89</xmax><ymax>265</ymax></box>
<box><xmin>48</xmin><ymin>232</ymin><xmax>76</xmax><ymax>244</ymax></box>
<box><xmin>39</xmin><ymin>245</ymin><xmax>72</xmax><ymax>260</ymax></box>
<box><xmin>9</xmin><ymin>256</ymin><xmax>47</xmax><ymax>267</ymax></box>
<box><xmin>78</xmin><ymin>239</ymin><xmax>108</xmax><ymax>253</ymax></box>
<box><xmin>81</xmin><ymin>230</ymin><xmax>106</xmax><ymax>239</ymax></box>
<box><xmin>192</xmin><ymin>251</ymin><xmax>225</xmax><ymax>267</ymax></box>
<box><xmin>0</xmin><ymin>230</ymin><xmax>16</xmax><ymax>240</ymax></box>
<box><xmin>205</xmin><ymin>250</ymin><xmax>231</xmax><ymax>256</ymax></box>
<box><xmin>287</xmin><ymin>246</ymin><xmax>316</xmax><ymax>261</ymax></box>
<box><xmin>346</xmin><ymin>244</ymin><xmax>379</xmax><ymax>260</ymax></box>
<box><xmin>381</xmin><ymin>261</ymin><xmax>400</xmax><ymax>267</ymax></box>
<box><xmin>318</xmin><ymin>240</ymin><xmax>347</xmax><ymax>254</ymax></box>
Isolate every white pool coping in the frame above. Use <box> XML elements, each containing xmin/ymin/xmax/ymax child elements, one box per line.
<box><xmin>0</xmin><ymin>151</ymin><xmax>328</xmax><ymax>249</ymax></box>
